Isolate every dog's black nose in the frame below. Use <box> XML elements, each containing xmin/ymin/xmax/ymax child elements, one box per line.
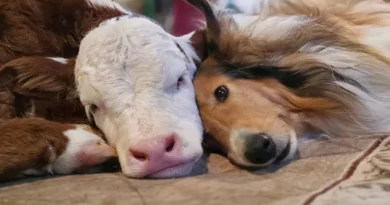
<box><xmin>244</xmin><ymin>133</ymin><xmax>276</xmax><ymax>164</ymax></box>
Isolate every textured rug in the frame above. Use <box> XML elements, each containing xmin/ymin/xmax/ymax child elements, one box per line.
<box><xmin>1</xmin><ymin>135</ymin><xmax>389</xmax><ymax>205</ymax></box>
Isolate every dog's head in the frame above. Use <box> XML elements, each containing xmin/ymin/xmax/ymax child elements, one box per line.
<box><xmin>187</xmin><ymin>0</ymin><xmax>390</xmax><ymax>167</ymax></box>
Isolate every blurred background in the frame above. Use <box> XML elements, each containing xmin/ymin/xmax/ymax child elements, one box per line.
<box><xmin>113</xmin><ymin>0</ymin><xmax>258</xmax><ymax>36</ymax></box>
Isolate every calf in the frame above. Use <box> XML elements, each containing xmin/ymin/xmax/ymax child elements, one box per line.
<box><xmin>0</xmin><ymin>0</ymin><xmax>203</xmax><ymax>178</ymax></box>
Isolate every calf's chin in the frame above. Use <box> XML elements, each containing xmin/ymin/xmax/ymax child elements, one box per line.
<box><xmin>75</xmin><ymin>16</ymin><xmax>203</xmax><ymax>178</ymax></box>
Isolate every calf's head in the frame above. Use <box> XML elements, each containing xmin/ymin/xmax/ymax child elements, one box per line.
<box><xmin>75</xmin><ymin>16</ymin><xmax>203</xmax><ymax>178</ymax></box>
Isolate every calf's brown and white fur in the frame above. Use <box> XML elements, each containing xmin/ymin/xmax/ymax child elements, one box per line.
<box><xmin>0</xmin><ymin>0</ymin><xmax>123</xmax><ymax>179</ymax></box>
<box><xmin>0</xmin><ymin>0</ymin><xmax>204</xmax><ymax>178</ymax></box>
<box><xmin>0</xmin><ymin>0</ymin><xmax>128</xmax><ymax>123</ymax></box>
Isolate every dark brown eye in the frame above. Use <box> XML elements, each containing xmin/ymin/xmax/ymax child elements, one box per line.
<box><xmin>177</xmin><ymin>76</ymin><xmax>184</xmax><ymax>89</ymax></box>
<box><xmin>214</xmin><ymin>86</ymin><xmax>229</xmax><ymax>102</ymax></box>
<box><xmin>90</xmin><ymin>104</ymin><xmax>98</xmax><ymax>113</ymax></box>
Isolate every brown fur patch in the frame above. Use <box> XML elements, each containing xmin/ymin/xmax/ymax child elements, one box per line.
<box><xmin>0</xmin><ymin>0</ymin><xmax>125</xmax><ymax>64</ymax></box>
<box><xmin>0</xmin><ymin>57</ymin><xmax>87</xmax><ymax>124</ymax></box>
<box><xmin>0</xmin><ymin>0</ymin><xmax>130</xmax><ymax>123</ymax></box>
<box><xmin>0</xmin><ymin>118</ymin><xmax>72</xmax><ymax>180</ymax></box>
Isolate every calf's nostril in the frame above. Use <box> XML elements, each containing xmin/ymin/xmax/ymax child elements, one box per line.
<box><xmin>129</xmin><ymin>149</ymin><xmax>148</xmax><ymax>162</ymax></box>
<box><xmin>165</xmin><ymin>135</ymin><xmax>176</xmax><ymax>152</ymax></box>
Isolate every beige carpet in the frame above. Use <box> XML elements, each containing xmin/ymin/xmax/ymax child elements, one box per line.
<box><xmin>1</xmin><ymin>135</ymin><xmax>389</xmax><ymax>205</ymax></box>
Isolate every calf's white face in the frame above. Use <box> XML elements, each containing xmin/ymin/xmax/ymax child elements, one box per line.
<box><xmin>75</xmin><ymin>16</ymin><xmax>203</xmax><ymax>178</ymax></box>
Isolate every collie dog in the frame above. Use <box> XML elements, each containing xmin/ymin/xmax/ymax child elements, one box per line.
<box><xmin>187</xmin><ymin>0</ymin><xmax>390</xmax><ymax>167</ymax></box>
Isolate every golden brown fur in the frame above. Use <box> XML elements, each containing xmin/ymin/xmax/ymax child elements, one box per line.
<box><xmin>188</xmin><ymin>0</ymin><xmax>390</xmax><ymax>167</ymax></box>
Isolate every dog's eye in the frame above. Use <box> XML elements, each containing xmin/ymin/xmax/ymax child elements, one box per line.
<box><xmin>90</xmin><ymin>104</ymin><xmax>99</xmax><ymax>113</ymax></box>
<box><xmin>214</xmin><ymin>85</ymin><xmax>229</xmax><ymax>102</ymax></box>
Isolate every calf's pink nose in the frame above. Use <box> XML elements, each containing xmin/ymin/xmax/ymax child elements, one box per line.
<box><xmin>129</xmin><ymin>135</ymin><xmax>186</xmax><ymax>177</ymax></box>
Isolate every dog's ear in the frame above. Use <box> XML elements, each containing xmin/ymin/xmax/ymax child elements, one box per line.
<box><xmin>189</xmin><ymin>29</ymin><xmax>208</xmax><ymax>62</ymax></box>
<box><xmin>186</xmin><ymin>0</ymin><xmax>221</xmax><ymax>41</ymax></box>
<box><xmin>186</xmin><ymin>0</ymin><xmax>237</xmax><ymax>57</ymax></box>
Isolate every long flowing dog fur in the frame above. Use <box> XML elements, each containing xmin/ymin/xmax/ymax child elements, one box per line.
<box><xmin>249</xmin><ymin>0</ymin><xmax>390</xmax><ymax>137</ymax></box>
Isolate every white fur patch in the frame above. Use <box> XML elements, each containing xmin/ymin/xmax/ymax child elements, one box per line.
<box><xmin>87</xmin><ymin>0</ymin><xmax>131</xmax><ymax>14</ymax></box>
<box><xmin>51</xmin><ymin>127</ymin><xmax>103</xmax><ymax>174</ymax></box>
<box><xmin>359</xmin><ymin>26</ymin><xmax>390</xmax><ymax>58</ymax></box>
<box><xmin>49</xmin><ymin>57</ymin><xmax>68</xmax><ymax>65</ymax></box>
<box><xmin>284</xmin><ymin>129</ymin><xmax>298</xmax><ymax>162</ymax></box>
<box><xmin>233</xmin><ymin>15</ymin><xmax>311</xmax><ymax>40</ymax></box>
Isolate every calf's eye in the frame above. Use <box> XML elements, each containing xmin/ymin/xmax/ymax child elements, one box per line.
<box><xmin>177</xmin><ymin>76</ymin><xmax>184</xmax><ymax>90</ymax></box>
<box><xmin>90</xmin><ymin>104</ymin><xmax>99</xmax><ymax>113</ymax></box>
<box><xmin>214</xmin><ymin>85</ymin><xmax>229</xmax><ymax>102</ymax></box>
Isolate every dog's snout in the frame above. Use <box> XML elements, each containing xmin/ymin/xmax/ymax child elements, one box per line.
<box><xmin>244</xmin><ymin>133</ymin><xmax>276</xmax><ymax>164</ymax></box>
